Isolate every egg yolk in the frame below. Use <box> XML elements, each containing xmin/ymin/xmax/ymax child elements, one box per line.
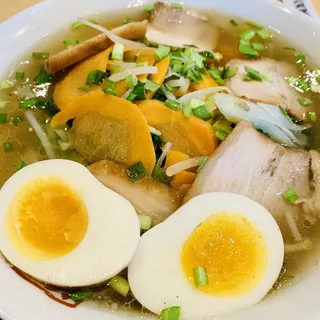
<box><xmin>181</xmin><ymin>212</ymin><xmax>267</xmax><ymax>297</ymax></box>
<box><xmin>7</xmin><ymin>176</ymin><xmax>88</xmax><ymax>260</ymax></box>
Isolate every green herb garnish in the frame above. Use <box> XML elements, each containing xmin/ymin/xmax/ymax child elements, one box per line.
<box><xmin>12</xmin><ymin>115</ymin><xmax>24</xmax><ymax>125</ymax></box>
<box><xmin>126</xmin><ymin>161</ymin><xmax>147</xmax><ymax>182</ymax></box>
<box><xmin>165</xmin><ymin>99</ymin><xmax>181</xmax><ymax>111</ymax></box>
<box><xmin>16</xmin><ymin>160</ymin><xmax>27</xmax><ymax>171</ymax></box>
<box><xmin>156</xmin><ymin>45</ymin><xmax>170</xmax><ymax>62</ymax></box>
<box><xmin>109</xmin><ymin>276</ymin><xmax>130</xmax><ymax>297</ymax></box>
<box><xmin>32</xmin><ymin>52</ymin><xmax>50</xmax><ymax>59</ymax></box>
<box><xmin>123</xmin><ymin>17</ymin><xmax>133</xmax><ymax>24</ymax></box>
<box><xmin>15</xmin><ymin>72</ymin><xmax>25</xmax><ymax>80</ymax></box>
<box><xmin>0</xmin><ymin>113</ymin><xmax>7</xmax><ymax>123</ymax></box>
<box><xmin>193</xmin><ymin>266</ymin><xmax>209</xmax><ymax>287</ymax></box>
<box><xmin>160</xmin><ymin>306</ymin><xmax>181</xmax><ymax>320</ymax></box>
<box><xmin>197</xmin><ymin>157</ymin><xmax>207</xmax><ymax>173</ymax></box>
<box><xmin>230</xmin><ymin>19</ymin><xmax>239</xmax><ymax>26</ymax></box>
<box><xmin>244</xmin><ymin>66</ymin><xmax>263</xmax><ymax>81</ymax></box>
<box><xmin>138</xmin><ymin>213</ymin><xmax>152</xmax><ymax>231</ymax></box>
<box><xmin>69</xmin><ymin>288</ymin><xmax>93</xmax><ymax>302</ymax></box>
<box><xmin>240</xmin><ymin>29</ymin><xmax>256</xmax><ymax>41</ymax></box>
<box><xmin>111</xmin><ymin>43</ymin><xmax>125</xmax><ymax>60</ymax></box>
<box><xmin>245</xmin><ymin>20</ymin><xmax>263</xmax><ymax>29</ymax></box>
<box><xmin>63</xmin><ymin>39</ymin><xmax>80</xmax><ymax>48</ymax></box>
<box><xmin>295</xmin><ymin>54</ymin><xmax>306</xmax><ymax>63</ymax></box>
<box><xmin>283</xmin><ymin>188</ymin><xmax>299</xmax><ymax>204</ymax></box>
<box><xmin>252</xmin><ymin>42</ymin><xmax>265</xmax><ymax>51</ymax></box>
<box><xmin>34</xmin><ymin>70</ymin><xmax>52</xmax><ymax>85</ymax></box>
<box><xmin>3</xmin><ymin>140</ymin><xmax>13</xmax><ymax>152</ymax></box>
<box><xmin>309</xmin><ymin>111</ymin><xmax>317</xmax><ymax>121</ymax></box>
<box><xmin>298</xmin><ymin>97</ymin><xmax>313</xmax><ymax>106</ymax></box>
<box><xmin>85</xmin><ymin>70</ymin><xmax>107</xmax><ymax>85</ymax></box>
<box><xmin>79</xmin><ymin>84</ymin><xmax>91</xmax><ymax>91</ymax></box>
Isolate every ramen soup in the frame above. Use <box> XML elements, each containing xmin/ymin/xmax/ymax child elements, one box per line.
<box><xmin>1</xmin><ymin>2</ymin><xmax>320</xmax><ymax>319</ymax></box>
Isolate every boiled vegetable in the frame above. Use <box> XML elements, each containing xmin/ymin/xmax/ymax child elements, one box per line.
<box><xmin>190</xmin><ymin>74</ymin><xmax>218</xmax><ymax>91</ymax></box>
<box><xmin>138</xmin><ymin>100</ymin><xmax>217</xmax><ymax>157</ymax></box>
<box><xmin>170</xmin><ymin>171</ymin><xmax>197</xmax><ymax>189</ymax></box>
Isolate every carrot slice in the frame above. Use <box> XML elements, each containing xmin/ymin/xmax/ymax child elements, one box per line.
<box><xmin>52</xmin><ymin>91</ymin><xmax>156</xmax><ymax>173</ymax></box>
<box><xmin>146</xmin><ymin>56</ymin><xmax>170</xmax><ymax>99</ymax></box>
<box><xmin>165</xmin><ymin>150</ymin><xmax>190</xmax><ymax>168</ymax></box>
<box><xmin>53</xmin><ymin>46</ymin><xmax>113</xmax><ymax>110</ymax></box>
<box><xmin>170</xmin><ymin>171</ymin><xmax>197</xmax><ymax>190</ymax></box>
<box><xmin>138</xmin><ymin>100</ymin><xmax>217</xmax><ymax>157</ymax></box>
<box><xmin>190</xmin><ymin>74</ymin><xmax>218</xmax><ymax>91</ymax></box>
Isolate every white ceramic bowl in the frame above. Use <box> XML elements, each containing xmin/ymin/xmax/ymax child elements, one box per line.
<box><xmin>1</xmin><ymin>0</ymin><xmax>320</xmax><ymax>319</ymax></box>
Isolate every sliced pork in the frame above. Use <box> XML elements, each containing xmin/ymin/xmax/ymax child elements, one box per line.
<box><xmin>184</xmin><ymin>121</ymin><xmax>320</xmax><ymax>235</ymax></box>
<box><xmin>146</xmin><ymin>2</ymin><xmax>219</xmax><ymax>50</ymax></box>
<box><xmin>89</xmin><ymin>160</ymin><xmax>183</xmax><ymax>225</ymax></box>
<box><xmin>226</xmin><ymin>58</ymin><xmax>307</xmax><ymax>120</ymax></box>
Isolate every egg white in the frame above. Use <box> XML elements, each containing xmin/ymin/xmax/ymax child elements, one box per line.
<box><xmin>0</xmin><ymin>159</ymin><xmax>140</xmax><ymax>287</ymax></box>
<box><xmin>128</xmin><ymin>192</ymin><xmax>284</xmax><ymax>319</ymax></box>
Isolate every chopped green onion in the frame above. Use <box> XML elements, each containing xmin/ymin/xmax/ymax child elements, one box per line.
<box><xmin>126</xmin><ymin>74</ymin><xmax>138</xmax><ymax>88</ymax></box>
<box><xmin>262</xmin><ymin>73</ymin><xmax>273</xmax><ymax>82</ymax></box>
<box><xmin>165</xmin><ymin>99</ymin><xmax>181</xmax><ymax>111</ymax></box>
<box><xmin>152</xmin><ymin>163</ymin><xmax>171</xmax><ymax>185</ymax></box>
<box><xmin>279</xmin><ymin>106</ymin><xmax>292</xmax><ymax>122</ymax></box>
<box><xmin>123</xmin><ymin>17</ymin><xmax>133</xmax><ymax>24</ymax></box>
<box><xmin>215</xmin><ymin>130</ymin><xmax>229</xmax><ymax>141</ymax></box>
<box><xmin>111</xmin><ymin>43</ymin><xmax>125</xmax><ymax>60</ymax></box>
<box><xmin>112</xmin><ymin>65</ymin><xmax>123</xmax><ymax>74</ymax></box>
<box><xmin>199</xmin><ymin>50</ymin><xmax>214</xmax><ymax>59</ymax></box>
<box><xmin>287</xmin><ymin>77</ymin><xmax>308</xmax><ymax>92</ymax></box>
<box><xmin>212</xmin><ymin>51</ymin><xmax>223</xmax><ymax>62</ymax></box>
<box><xmin>0</xmin><ymin>100</ymin><xmax>8</xmax><ymax>108</ymax></box>
<box><xmin>160</xmin><ymin>306</ymin><xmax>181</xmax><ymax>320</ymax></box>
<box><xmin>16</xmin><ymin>160</ymin><xmax>27</xmax><ymax>171</ymax></box>
<box><xmin>32</xmin><ymin>52</ymin><xmax>50</xmax><ymax>59</ymax></box>
<box><xmin>283</xmin><ymin>47</ymin><xmax>296</xmax><ymax>51</ymax></box>
<box><xmin>183</xmin><ymin>103</ymin><xmax>192</xmax><ymax>118</ymax></box>
<box><xmin>186</xmin><ymin>68</ymin><xmax>202</xmax><ymax>83</ymax></box>
<box><xmin>34</xmin><ymin>70</ymin><xmax>52</xmax><ymax>85</ymax></box>
<box><xmin>136</xmin><ymin>62</ymin><xmax>148</xmax><ymax>67</ymax></box>
<box><xmin>245</xmin><ymin>20</ymin><xmax>263</xmax><ymax>29</ymax></box>
<box><xmin>0</xmin><ymin>80</ymin><xmax>13</xmax><ymax>89</ymax></box>
<box><xmin>244</xmin><ymin>66</ymin><xmax>263</xmax><ymax>81</ymax></box>
<box><xmin>138</xmin><ymin>213</ymin><xmax>152</xmax><ymax>230</ymax></box>
<box><xmin>0</xmin><ymin>113</ymin><xmax>7</xmax><ymax>123</ymax></box>
<box><xmin>238</xmin><ymin>43</ymin><xmax>259</xmax><ymax>58</ymax></box>
<box><xmin>108</xmin><ymin>276</ymin><xmax>130</xmax><ymax>297</ymax></box>
<box><xmin>69</xmin><ymin>288</ymin><xmax>93</xmax><ymax>302</ymax></box>
<box><xmin>156</xmin><ymin>45</ymin><xmax>170</xmax><ymax>62</ymax></box>
<box><xmin>144</xmin><ymin>80</ymin><xmax>160</xmax><ymax>92</ymax></box>
<box><xmin>230</xmin><ymin>19</ymin><xmax>239</xmax><ymax>26</ymax></box>
<box><xmin>3</xmin><ymin>140</ymin><xmax>13</xmax><ymax>152</ymax></box>
<box><xmin>132</xmin><ymin>82</ymin><xmax>146</xmax><ymax>100</ymax></box>
<box><xmin>171</xmin><ymin>60</ymin><xmax>184</xmax><ymax>73</ymax></box>
<box><xmin>193</xmin><ymin>266</ymin><xmax>209</xmax><ymax>287</ymax></box>
<box><xmin>71</xmin><ymin>21</ymin><xmax>83</xmax><ymax>29</ymax></box>
<box><xmin>208</xmin><ymin>68</ymin><xmax>225</xmax><ymax>86</ymax></box>
<box><xmin>12</xmin><ymin>115</ymin><xmax>23</xmax><ymax>125</ymax></box>
<box><xmin>15</xmin><ymin>72</ymin><xmax>25</xmax><ymax>80</ymax></box>
<box><xmin>283</xmin><ymin>188</ymin><xmax>298</xmax><ymax>204</ymax></box>
<box><xmin>298</xmin><ymin>97</ymin><xmax>313</xmax><ymax>106</ymax></box>
<box><xmin>309</xmin><ymin>111</ymin><xmax>317</xmax><ymax>122</ymax></box>
<box><xmin>63</xmin><ymin>39</ymin><xmax>80</xmax><ymax>48</ymax></box>
<box><xmin>212</xmin><ymin>120</ymin><xmax>233</xmax><ymax>134</ymax></box>
<box><xmin>104</xmin><ymin>79</ymin><xmax>115</xmax><ymax>90</ymax></box>
<box><xmin>19</xmin><ymin>98</ymin><xmax>38</xmax><ymax>109</ymax></box>
<box><xmin>257</xmin><ymin>28</ymin><xmax>270</xmax><ymax>40</ymax></box>
<box><xmin>126</xmin><ymin>161</ymin><xmax>147</xmax><ymax>182</ymax></box>
<box><xmin>295</xmin><ymin>54</ymin><xmax>306</xmax><ymax>63</ymax></box>
<box><xmin>171</xmin><ymin>2</ymin><xmax>183</xmax><ymax>8</ymax></box>
<box><xmin>126</xmin><ymin>92</ymin><xmax>137</xmax><ymax>102</ymax></box>
<box><xmin>192</xmin><ymin>105</ymin><xmax>212</xmax><ymax>120</ymax></box>
<box><xmin>197</xmin><ymin>157</ymin><xmax>207</xmax><ymax>173</ymax></box>
<box><xmin>226</xmin><ymin>66</ymin><xmax>238</xmax><ymax>78</ymax></box>
<box><xmin>103</xmin><ymin>88</ymin><xmax>120</xmax><ymax>96</ymax></box>
<box><xmin>252</xmin><ymin>42</ymin><xmax>265</xmax><ymax>51</ymax></box>
<box><xmin>79</xmin><ymin>84</ymin><xmax>91</xmax><ymax>91</ymax></box>
<box><xmin>164</xmin><ymin>83</ymin><xmax>173</xmax><ymax>92</ymax></box>
<box><xmin>240</xmin><ymin>29</ymin><xmax>256</xmax><ymax>41</ymax></box>
<box><xmin>145</xmin><ymin>3</ymin><xmax>156</xmax><ymax>11</ymax></box>
<box><xmin>86</xmin><ymin>70</ymin><xmax>107</xmax><ymax>85</ymax></box>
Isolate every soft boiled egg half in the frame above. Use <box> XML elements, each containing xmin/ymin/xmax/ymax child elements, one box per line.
<box><xmin>128</xmin><ymin>192</ymin><xmax>284</xmax><ymax>319</ymax></box>
<box><xmin>0</xmin><ymin>159</ymin><xmax>140</xmax><ymax>287</ymax></box>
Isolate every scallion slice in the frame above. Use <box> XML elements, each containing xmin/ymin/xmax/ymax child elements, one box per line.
<box><xmin>63</xmin><ymin>39</ymin><xmax>80</xmax><ymax>48</ymax></box>
<box><xmin>244</xmin><ymin>66</ymin><xmax>263</xmax><ymax>81</ymax></box>
<box><xmin>230</xmin><ymin>19</ymin><xmax>239</xmax><ymax>26</ymax></box>
<box><xmin>238</xmin><ymin>43</ymin><xmax>259</xmax><ymax>58</ymax></box>
<box><xmin>126</xmin><ymin>74</ymin><xmax>138</xmax><ymax>88</ymax></box>
<box><xmin>108</xmin><ymin>276</ymin><xmax>130</xmax><ymax>297</ymax></box>
<box><xmin>126</xmin><ymin>92</ymin><xmax>137</xmax><ymax>102</ymax></box>
<box><xmin>126</xmin><ymin>161</ymin><xmax>147</xmax><ymax>182</ymax></box>
<box><xmin>193</xmin><ymin>266</ymin><xmax>209</xmax><ymax>287</ymax></box>
<box><xmin>298</xmin><ymin>97</ymin><xmax>313</xmax><ymax>106</ymax></box>
<box><xmin>0</xmin><ymin>113</ymin><xmax>7</xmax><ymax>123</ymax></box>
<box><xmin>69</xmin><ymin>288</ymin><xmax>93</xmax><ymax>302</ymax></box>
<box><xmin>226</xmin><ymin>66</ymin><xmax>238</xmax><ymax>78</ymax></box>
<box><xmin>240</xmin><ymin>29</ymin><xmax>256</xmax><ymax>41</ymax></box>
<box><xmin>145</xmin><ymin>3</ymin><xmax>156</xmax><ymax>11</ymax></box>
<box><xmin>245</xmin><ymin>20</ymin><xmax>263</xmax><ymax>29</ymax></box>
<box><xmin>32</xmin><ymin>52</ymin><xmax>50</xmax><ymax>59</ymax></box>
<box><xmin>183</xmin><ymin>103</ymin><xmax>192</xmax><ymax>118</ymax></box>
<box><xmin>262</xmin><ymin>73</ymin><xmax>273</xmax><ymax>82</ymax></box>
<box><xmin>0</xmin><ymin>80</ymin><xmax>13</xmax><ymax>89</ymax></box>
<box><xmin>165</xmin><ymin>99</ymin><xmax>181</xmax><ymax>111</ymax></box>
<box><xmin>79</xmin><ymin>84</ymin><xmax>91</xmax><ymax>91</ymax></box>
<box><xmin>295</xmin><ymin>54</ymin><xmax>306</xmax><ymax>63</ymax></box>
<box><xmin>257</xmin><ymin>28</ymin><xmax>270</xmax><ymax>40</ymax></box>
<box><xmin>103</xmin><ymin>88</ymin><xmax>120</xmax><ymax>96</ymax></box>
<box><xmin>112</xmin><ymin>65</ymin><xmax>123</xmax><ymax>74</ymax></box>
<box><xmin>144</xmin><ymin>79</ymin><xmax>160</xmax><ymax>92</ymax></box>
<box><xmin>196</xmin><ymin>157</ymin><xmax>207</xmax><ymax>173</ymax></box>
<box><xmin>112</xmin><ymin>43</ymin><xmax>125</xmax><ymax>60</ymax></box>
<box><xmin>15</xmin><ymin>72</ymin><xmax>25</xmax><ymax>80</ymax></box>
<box><xmin>193</xmin><ymin>105</ymin><xmax>212</xmax><ymax>120</ymax></box>
<box><xmin>152</xmin><ymin>163</ymin><xmax>171</xmax><ymax>185</ymax></box>
<box><xmin>34</xmin><ymin>70</ymin><xmax>52</xmax><ymax>85</ymax></box>
<box><xmin>309</xmin><ymin>111</ymin><xmax>317</xmax><ymax>122</ymax></box>
<box><xmin>123</xmin><ymin>17</ymin><xmax>133</xmax><ymax>24</ymax></box>
<box><xmin>16</xmin><ymin>160</ymin><xmax>27</xmax><ymax>171</ymax></box>
<box><xmin>3</xmin><ymin>140</ymin><xmax>12</xmax><ymax>152</ymax></box>
<box><xmin>252</xmin><ymin>42</ymin><xmax>265</xmax><ymax>51</ymax></box>
<box><xmin>12</xmin><ymin>115</ymin><xmax>23</xmax><ymax>125</ymax></box>
<box><xmin>138</xmin><ymin>213</ymin><xmax>152</xmax><ymax>230</ymax></box>
<box><xmin>104</xmin><ymin>79</ymin><xmax>115</xmax><ymax>90</ymax></box>
<box><xmin>19</xmin><ymin>98</ymin><xmax>38</xmax><ymax>109</ymax></box>
<box><xmin>156</xmin><ymin>45</ymin><xmax>170</xmax><ymax>62</ymax></box>
<box><xmin>160</xmin><ymin>306</ymin><xmax>181</xmax><ymax>320</ymax></box>
<box><xmin>86</xmin><ymin>70</ymin><xmax>107</xmax><ymax>85</ymax></box>
<box><xmin>283</xmin><ymin>188</ymin><xmax>299</xmax><ymax>204</ymax></box>
<box><xmin>215</xmin><ymin>130</ymin><xmax>229</xmax><ymax>141</ymax></box>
